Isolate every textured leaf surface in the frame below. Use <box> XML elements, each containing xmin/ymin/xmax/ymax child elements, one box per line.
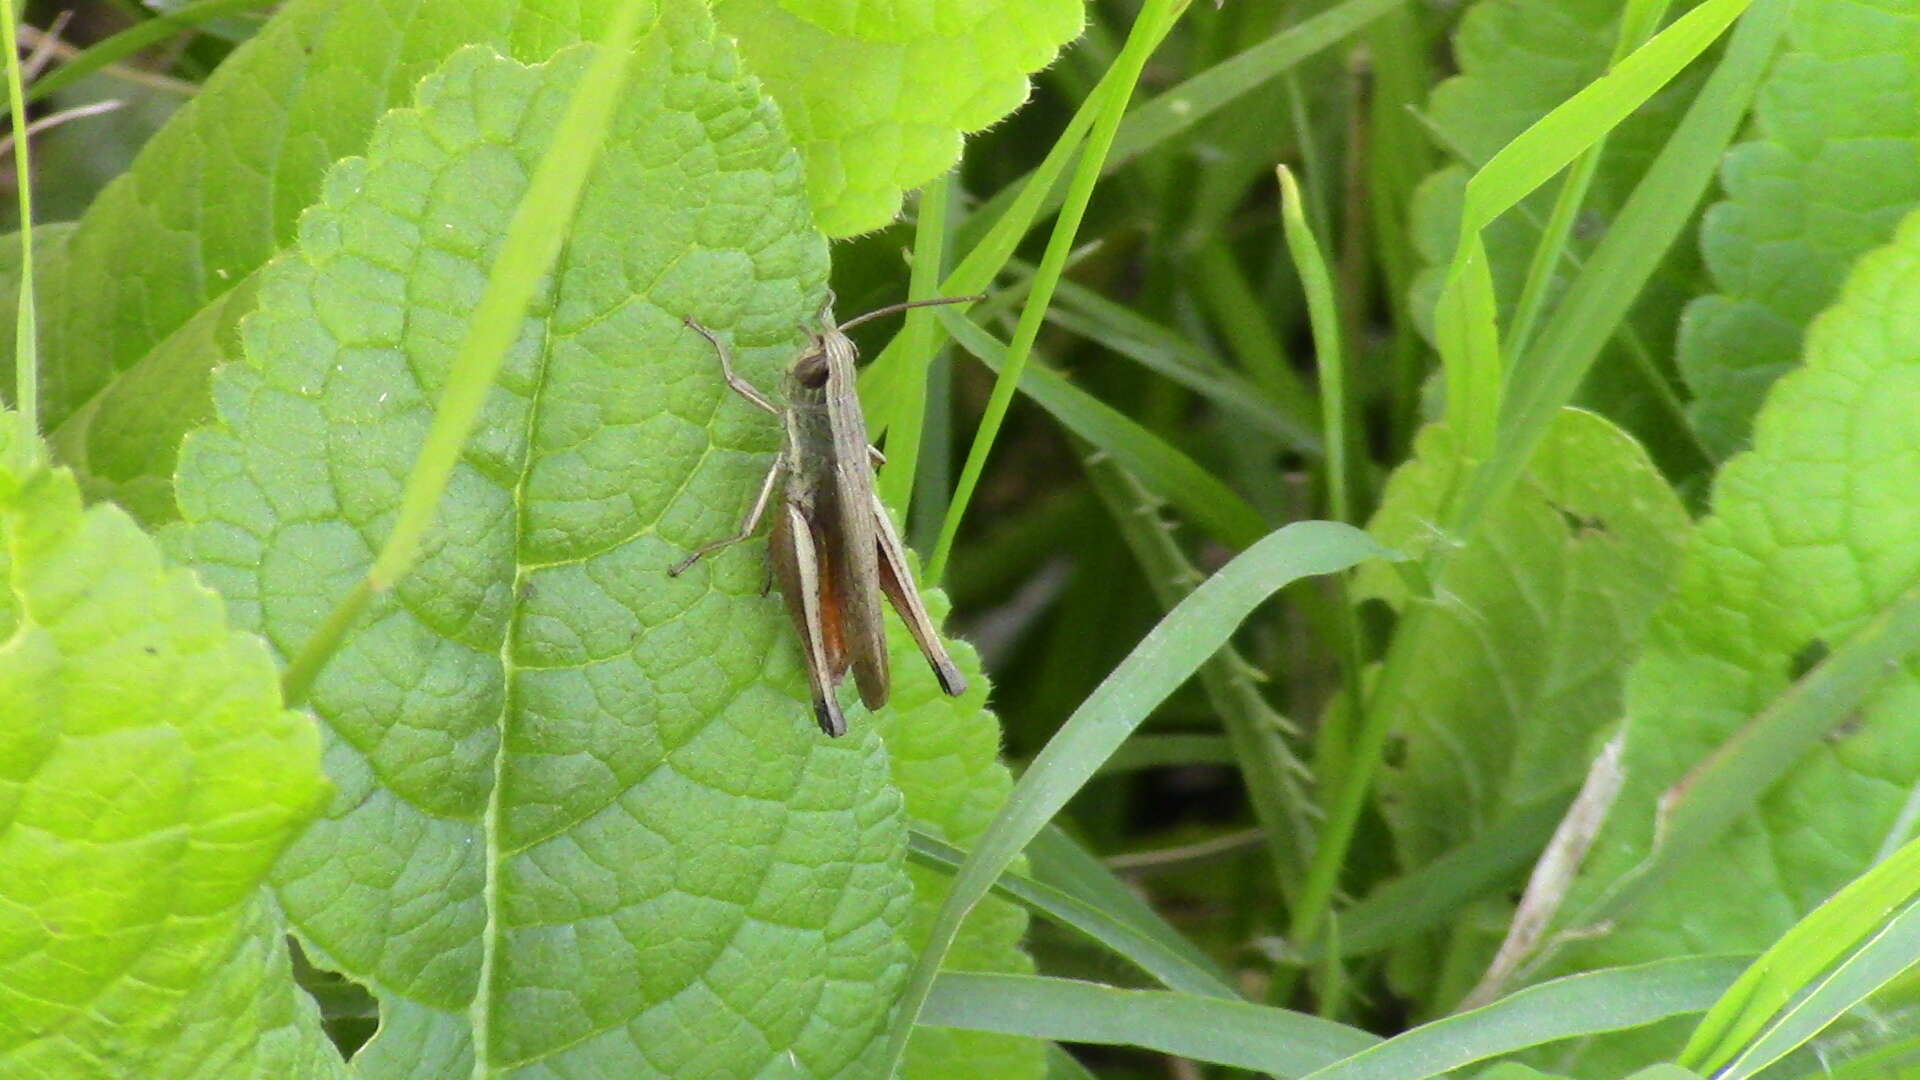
<box><xmin>1358</xmin><ymin>408</ymin><xmax>1689</xmax><ymax>1003</ymax></box>
<box><xmin>30</xmin><ymin>0</ymin><xmax>1077</xmax><ymax>471</ymax></box>
<box><xmin>0</xmin><ymin>411</ymin><xmax>336</xmax><ymax>1078</ymax></box>
<box><xmin>171</xmin><ymin>17</ymin><xmax>1031</xmax><ymax>1078</ymax></box>
<box><xmin>1542</xmin><ymin>206</ymin><xmax>1920</xmax><ymax>1074</ymax></box>
<box><xmin>1409</xmin><ymin>0</ymin><xmax>1706</xmax><ymax>471</ymax></box>
<box><xmin>711</xmin><ymin>0</ymin><xmax>1083</xmax><ymax>236</ymax></box>
<box><xmin>1678</xmin><ymin>0</ymin><xmax>1920</xmax><ymax>458</ymax></box>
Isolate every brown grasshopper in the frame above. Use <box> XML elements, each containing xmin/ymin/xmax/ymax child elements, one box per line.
<box><xmin>669</xmin><ymin>294</ymin><xmax>981</xmax><ymax>736</ymax></box>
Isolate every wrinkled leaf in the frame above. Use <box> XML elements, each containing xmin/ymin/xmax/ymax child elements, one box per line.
<box><xmin>1544</xmin><ymin>204</ymin><xmax>1920</xmax><ymax>1075</ymax></box>
<box><xmin>713</xmin><ymin>0</ymin><xmax>1084</xmax><ymax>236</ymax></box>
<box><xmin>1358</xmin><ymin>408</ymin><xmax>1689</xmax><ymax>1006</ymax></box>
<box><xmin>171</xmin><ymin>19</ymin><xmax>1030</xmax><ymax>1078</ymax></box>
<box><xmin>0</xmin><ymin>411</ymin><xmax>336</xmax><ymax>1078</ymax></box>
<box><xmin>1678</xmin><ymin>0</ymin><xmax>1920</xmax><ymax>458</ymax></box>
<box><xmin>26</xmin><ymin>0</ymin><xmax>1079</xmax><ymax>475</ymax></box>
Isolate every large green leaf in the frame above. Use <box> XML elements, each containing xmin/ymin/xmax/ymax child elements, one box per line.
<box><xmin>171</xmin><ymin>18</ymin><xmax>1032</xmax><ymax>1078</ymax></box>
<box><xmin>1678</xmin><ymin>0</ymin><xmax>1920</xmax><ymax>458</ymax></box>
<box><xmin>1357</xmin><ymin>408</ymin><xmax>1689</xmax><ymax>1007</ymax></box>
<box><xmin>0</xmin><ymin>411</ymin><xmax>336</xmax><ymax>1078</ymax></box>
<box><xmin>712</xmin><ymin>0</ymin><xmax>1084</xmax><ymax>236</ymax></box>
<box><xmin>1541</xmin><ymin>204</ymin><xmax>1920</xmax><ymax>1074</ymax></box>
<box><xmin>32</xmin><ymin>0</ymin><xmax>1078</xmax><ymax>512</ymax></box>
<box><xmin>1409</xmin><ymin>0</ymin><xmax>1707</xmax><ymax>473</ymax></box>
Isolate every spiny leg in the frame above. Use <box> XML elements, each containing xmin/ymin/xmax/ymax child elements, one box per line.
<box><xmin>683</xmin><ymin>317</ymin><xmax>780</xmax><ymax>415</ymax></box>
<box><xmin>668</xmin><ymin>456</ymin><xmax>785</xmax><ymax>576</ymax></box>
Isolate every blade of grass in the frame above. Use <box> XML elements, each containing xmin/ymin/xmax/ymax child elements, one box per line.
<box><xmin>921</xmin><ymin>972</ymin><xmax>1379</xmax><ymax>1078</ymax></box>
<box><xmin>1296</xmin><ymin>957</ymin><xmax>1748</xmax><ymax>1080</ymax></box>
<box><xmin>1576</xmin><ymin>586</ymin><xmax>1920</xmax><ymax>933</ymax></box>
<box><xmin>940</xmin><ymin>310</ymin><xmax>1269</xmax><ymax>549</ymax></box>
<box><xmin>1430</xmin><ymin>0</ymin><xmax>1755</xmax><ymax>460</ymax></box>
<box><xmin>1714</xmin><ymin>894</ymin><xmax>1920</xmax><ymax>1079</ymax></box>
<box><xmin>1504</xmin><ymin>1</ymin><xmax>1675</xmax><ymax>363</ymax></box>
<box><xmin>1083</xmin><ymin>450</ymin><xmax>1315</xmax><ymax>908</ymax></box>
<box><xmin>1025</xmin><ymin>824</ymin><xmax>1233</xmax><ymax>984</ymax></box>
<box><xmin>1295</xmin><ymin>0</ymin><xmax>1791</xmax><ymax>970</ymax></box>
<box><xmin>877</xmin><ymin>520</ymin><xmax>1396</xmax><ymax>1077</ymax></box>
<box><xmin>876</xmin><ymin>172</ymin><xmax>952</xmax><ymax>520</ymax></box>
<box><xmin>907</xmin><ymin>828</ymin><xmax>1239</xmax><ymax>999</ymax></box>
<box><xmin>858</xmin><ymin>21</ymin><xmax>1166</xmax><ymax>439</ymax></box>
<box><xmin>1685</xmin><ymin>856</ymin><xmax>1920</xmax><ymax>1078</ymax></box>
<box><xmin>279</xmin><ymin>1</ymin><xmax>650</xmax><ymax>705</ymax></box>
<box><xmin>1306</xmin><ymin>792</ymin><xmax>1572</xmax><ymax>961</ymax></box>
<box><xmin>925</xmin><ymin>0</ymin><xmax>1180</xmax><ymax>583</ymax></box>
<box><xmin>1038</xmin><ymin>273</ymin><xmax>1322</xmax><ymax>451</ymax></box>
<box><xmin>27</xmin><ymin>0</ymin><xmax>277</xmax><ymax>103</ymax></box>
<box><xmin>1456</xmin><ymin>0</ymin><xmax>1789</xmax><ymax>538</ymax></box>
<box><xmin>959</xmin><ymin>0</ymin><xmax>1412</xmax><ymax>253</ymax></box>
<box><xmin>4</xmin><ymin>0</ymin><xmax>38</xmax><ymax>431</ymax></box>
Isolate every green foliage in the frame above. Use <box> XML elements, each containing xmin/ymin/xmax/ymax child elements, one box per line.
<box><xmin>1410</xmin><ymin>0</ymin><xmax>1707</xmax><ymax>472</ymax></box>
<box><xmin>26</xmin><ymin>0</ymin><xmax>1078</xmax><ymax>519</ymax></box>
<box><xmin>1545</xmin><ymin>205</ymin><xmax>1920</xmax><ymax>1071</ymax></box>
<box><xmin>166</xmin><ymin>22</ymin><xmax>1028</xmax><ymax>1077</ymax></box>
<box><xmin>712</xmin><ymin>0</ymin><xmax>1084</xmax><ymax>236</ymax></box>
<box><xmin>0</xmin><ymin>411</ymin><xmax>334</xmax><ymax>1077</ymax></box>
<box><xmin>24</xmin><ymin>0</ymin><xmax>1920</xmax><ymax>1075</ymax></box>
<box><xmin>1358</xmin><ymin>408</ymin><xmax>1689</xmax><ymax>1002</ymax></box>
<box><xmin>1679</xmin><ymin>0</ymin><xmax>1920</xmax><ymax>458</ymax></box>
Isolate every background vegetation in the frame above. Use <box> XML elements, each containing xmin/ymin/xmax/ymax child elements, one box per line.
<box><xmin>5</xmin><ymin>0</ymin><xmax>1920</xmax><ymax>1077</ymax></box>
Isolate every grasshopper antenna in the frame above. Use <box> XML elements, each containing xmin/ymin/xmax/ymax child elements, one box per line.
<box><xmin>835</xmin><ymin>294</ymin><xmax>987</xmax><ymax>333</ymax></box>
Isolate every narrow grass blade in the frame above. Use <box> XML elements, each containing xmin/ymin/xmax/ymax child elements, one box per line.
<box><xmin>1084</xmin><ymin>450</ymin><xmax>1315</xmax><ymax>906</ymax></box>
<box><xmin>1296</xmin><ymin>957</ymin><xmax>1748</xmax><ymax>1080</ymax></box>
<box><xmin>907</xmin><ymin>828</ymin><xmax>1239</xmax><ymax>999</ymax></box>
<box><xmin>1025</xmin><ymin>825</ymin><xmax>1233</xmax><ymax>986</ymax></box>
<box><xmin>1040</xmin><ymin>276</ymin><xmax>1322</xmax><ymax>451</ymax></box>
<box><xmin>941</xmin><ymin>310</ymin><xmax>1270</xmax><ymax>549</ymax></box>
<box><xmin>3</xmin><ymin>0</ymin><xmax>37</xmax><ymax>431</ymax></box>
<box><xmin>927</xmin><ymin>0</ymin><xmax>1178</xmax><ymax>582</ymax></box>
<box><xmin>921</xmin><ymin>972</ymin><xmax>1379</xmax><ymax>1078</ymax></box>
<box><xmin>28</xmin><ymin>0</ymin><xmax>277</xmax><ymax>102</ymax></box>
<box><xmin>279</xmin><ymin>1</ymin><xmax>650</xmax><ymax>704</ymax></box>
<box><xmin>1456</xmin><ymin>0</ymin><xmax>1791</xmax><ymax>537</ymax></box>
<box><xmin>1716</xmin><ymin>895</ymin><xmax>1920</xmax><ymax>1079</ymax></box>
<box><xmin>960</xmin><ymin>0</ymin><xmax>1412</xmax><ymax>249</ymax></box>
<box><xmin>1318</xmin><ymin>793</ymin><xmax>1572</xmax><ymax>960</ymax></box>
<box><xmin>1580</xmin><ymin>587</ymin><xmax>1920</xmax><ymax>928</ymax></box>
<box><xmin>1430</xmin><ymin>0</ymin><xmax>1756</xmax><ymax>458</ymax></box>
<box><xmin>1682</xmin><ymin>832</ymin><xmax>1920</xmax><ymax>1074</ymax></box>
<box><xmin>878</xmin><ymin>521</ymin><xmax>1396</xmax><ymax>1076</ymax></box>
<box><xmin>876</xmin><ymin>173</ymin><xmax>952</xmax><ymax>519</ymax></box>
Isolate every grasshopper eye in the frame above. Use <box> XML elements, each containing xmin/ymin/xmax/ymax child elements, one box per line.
<box><xmin>794</xmin><ymin>351</ymin><xmax>830</xmax><ymax>388</ymax></box>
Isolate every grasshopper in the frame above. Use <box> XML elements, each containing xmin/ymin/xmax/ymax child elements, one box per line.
<box><xmin>669</xmin><ymin>294</ymin><xmax>981</xmax><ymax>736</ymax></box>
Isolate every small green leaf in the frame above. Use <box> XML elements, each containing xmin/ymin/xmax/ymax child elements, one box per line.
<box><xmin>1544</xmin><ymin>203</ymin><xmax>1920</xmax><ymax>1072</ymax></box>
<box><xmin>1679</xmin><ymin>0</ymin><xmax>1920</xmax><ymax>457</ymax></box>
<box><xmin>0</xmin><ymin>411</ymin><xmax>335</xmax><ymax>1077</ymax></box>
<box><xmin>711</xmin><ymin>0</ymin><xmax>1084</xmax><ymax>236</ymax></box>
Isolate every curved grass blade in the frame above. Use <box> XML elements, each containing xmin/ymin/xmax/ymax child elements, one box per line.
<box><xmin>1682</xmin><ymin>833</ymin><xmax>1920</xmax><ymax>1075</ymax></box>
<box><xmin>1715</xmin><ymin>895</ymin><xmax>1920</xmax><ymax>1079</ymax></box>
<box><xmin>907</xmin><ymin>828</ymin><xmax>1238</xmax><ymax>999</ymax></box>
<box><xmin>921</xmin><ymin>972</ymin><xmax>1378</xmax><ymax>1078</ymax></box>
<box><xmin>879</xmin><ymin>521</ymin><xmax>1397</xmax><ymax>1076</ymax></box>
<box><xmin>1296</xmin><ymin>957</ymin><xmax>1748</xmax><ymax>1080</ymax></box>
